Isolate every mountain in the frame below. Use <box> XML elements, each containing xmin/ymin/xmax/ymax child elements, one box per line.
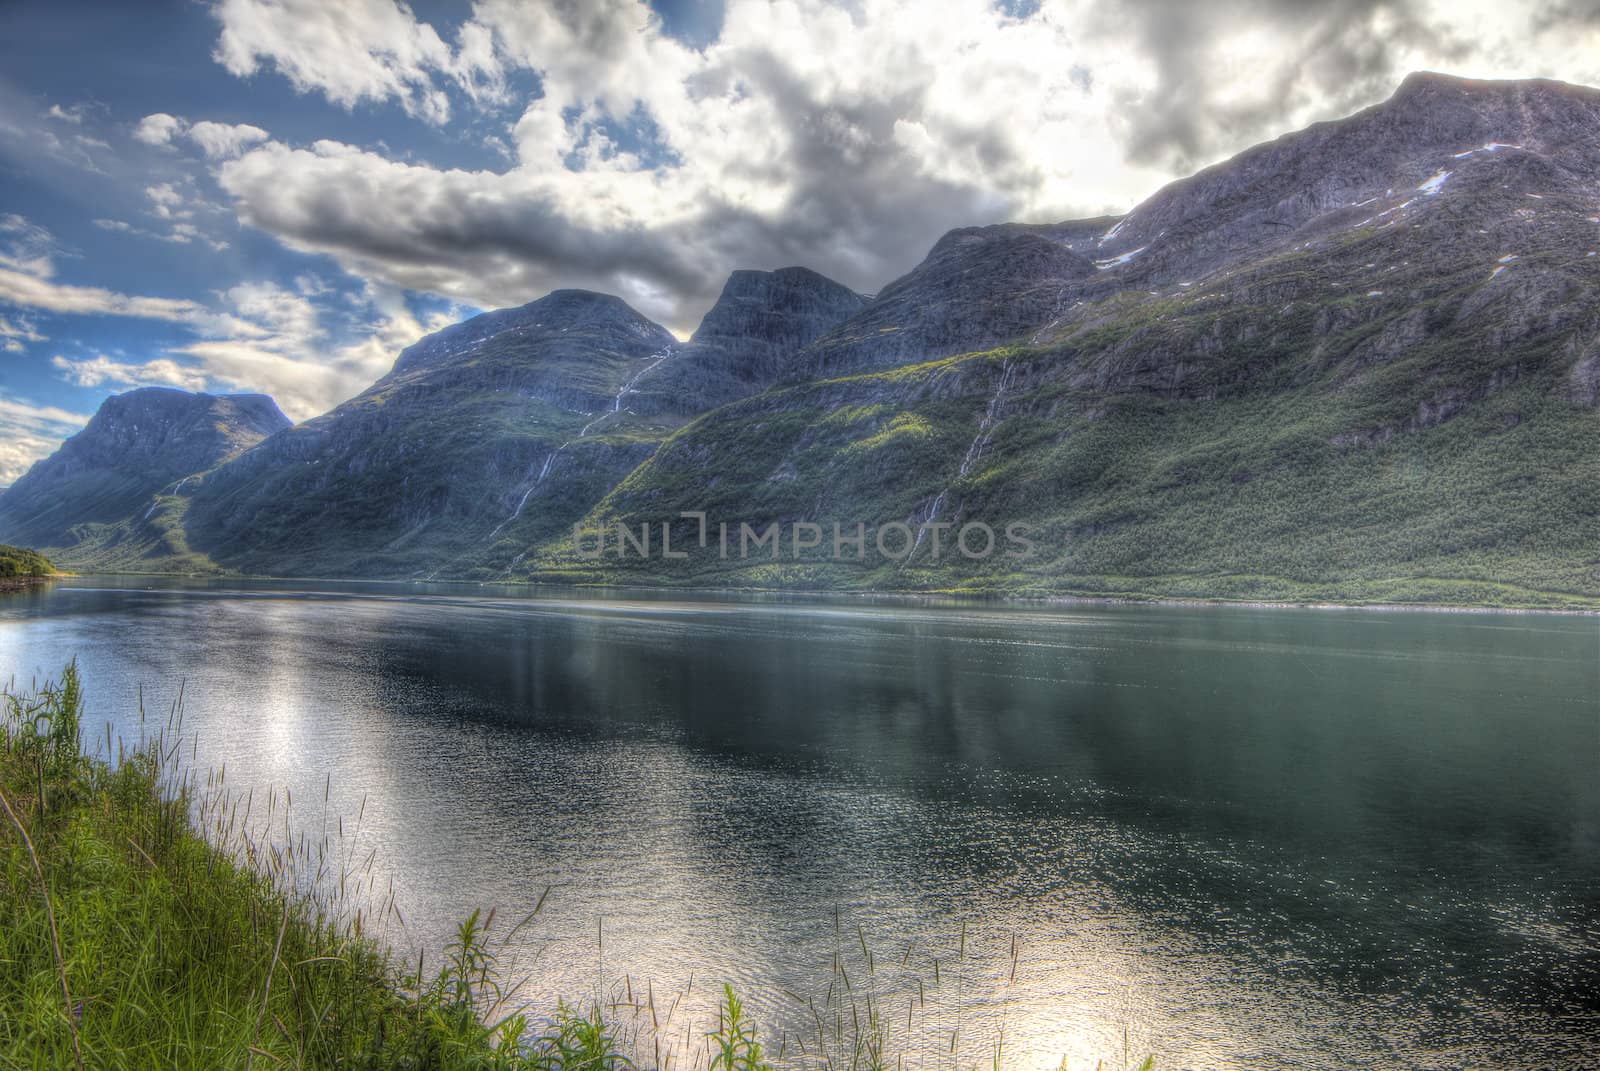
<box><xmin>626</xmin><ymin>267</ymin><xmax>867</xmax><ymax>414</ymax></box>
<box><xmin>798</xmin><ymin>72</ymin><xmax>1600</xmax><ymax>378</ymax></box>
<box><xmin>181</xmin><ymin>273</ymin><xmax>865</xmax><ymax>578</ymax></box>
<box><xmin>794</xmin><ymin>219</ymin><xmax>1108</xmax><ymax>378</ymax></box>
<box><xmin>550</xmin><ymin>73</ymin><xmax>1600</xmax><ymax>607</ymax></box>
<box><xmin>181</xmin><ymin>290</ymin><xmax>679</xmax><ymax>578</ymax></box>
<box><xmin>8</xmin><ymin>73</ymin><xmax>1600</xmax><ymax>607</ymax></box>
<box><xmin>0</xmin><ymin>388</ymin><xmax>288</xmax><ymax>570</ymax></box>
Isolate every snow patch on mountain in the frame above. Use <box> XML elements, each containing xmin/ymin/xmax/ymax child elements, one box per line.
<box><xmin>1452</xmin><ymin>142</ymin><xmax>1523</xmax><ymax>158</ymax></box>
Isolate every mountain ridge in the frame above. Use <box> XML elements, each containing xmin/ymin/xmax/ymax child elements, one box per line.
<box><xmin>4</xmin><ymin>72</ymin><xmax>1598</xmax><ymax>607</ymax></box>
<box><xmin>177</xmin><ymin>267</ymin><xmax>868</xmax><ymax>578</ymax></box>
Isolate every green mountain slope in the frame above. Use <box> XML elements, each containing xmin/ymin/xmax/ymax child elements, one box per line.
<box><xmin>525</xmin><ymin>76</ymin><xmax>1600</xmax><ymax>607</ymax></box>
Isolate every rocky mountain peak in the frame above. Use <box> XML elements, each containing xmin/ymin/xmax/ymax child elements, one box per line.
<box><xmin>390</xmin><ymin>288</ymin><xmax>676</xmax><ymax>378</ymax></box>
<box><xmin>691</xmin><ymin>267</ymin><xmax>867</xmax><ymax>349</ymax></box>
<box><xmin>1092</xmin><ymin>73</ymin><xmax>1600</xmax><ymax>271</ymax></box>
<box><xmin>0</xmin><ymin>387</ymin><xmax>290</xmax><ymax>546</ymax></box>
<box><xmin>619</xmin><ymin>267</ymin><xmax>867</xmax><ymax>417</ymax></box>
<box><xmin>1390</xmin><ymin>70</ymin><xmax>1594</xmax><ymax>107</ymax></box>
<box><xmin>793</xmin><ymin>222</ymin><xmax>1099</xmax><ymax>377</ymax></box>
<box><xmin>68</xmin><ymin>388</ymin><xmax>289</xmax><ymax>464</ymax></box>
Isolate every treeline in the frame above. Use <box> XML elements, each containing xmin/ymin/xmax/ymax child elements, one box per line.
<box><xmin>0</xmin><ymin>544</ymin><xmax>53</xmax><ymax>579</ymax></box>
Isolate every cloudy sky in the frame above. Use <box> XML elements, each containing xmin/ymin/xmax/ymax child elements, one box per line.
<box><xmin>0</xmin><ymin>0</ymin><xmax>1597</xmax><ymax>484</ymax></box>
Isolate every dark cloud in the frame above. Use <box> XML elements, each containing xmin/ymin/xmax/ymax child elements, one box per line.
<box><xmin>205</xmin><ymin>0</ymin><xmax>1600</xmax><ymax>337</ymax></box>
<box><xmin>216</xmin><ymin>3</ymin><xmax>1033</xmax><ymax>331</ymax></box>
<box><xmin>219</xmin><ymin>98</ymin><xmax>1009</xmax><ymax>334</ymax></box>
<box><xmin>1093</xmin><ymin>0</ymin><xmax>1465</xmax><ymax>174</ymax></box>
<box><xmin>1531</xmin><ymin>0</ymin><xmax>1600</xmax><ymax>30</ymax></box>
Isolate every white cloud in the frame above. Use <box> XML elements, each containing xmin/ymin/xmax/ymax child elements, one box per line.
<box><xmin>133</xmin><ymin>112</ymin><xmax>187</xmax><ymax>146</ymax></box>
<box><xmin>1</xmin><ymin>214</ymin><xmax>455</xmax><ymax>423</ymax></box>
<box><xmin>167</xmin><ymin>280</ymin><xmax>459</xmax><ymax>420</ymax></box>
<box><xmin>95</xmin><ymin>215</ymin><xmax>228</xmax><ymax>251</ymax></box>
<box><xmin>0</xmin><ymin>84</ymin><xmax>109</xmax><ymax>173</ymax></box>
<box><xmin>0</xmin><ymin>396</ymin><xmax>89</xmax><ymax>431</ymax></box>
<box><xmin>0</xmin><ymin>265</ymin><xmax>215</xmax><ymax>323</ymax></box>
<box><xmin>0</xmin><ymin>213</ymin><xmax>61</xmax><ymax>279</ymax></box>
<box><xmin>211</xmin><ymin>0</ymin><xmax>461</xmax><ymax>123</ymax></box>
<box><xmin>6</xmin><ymin>275</ymin><xmax>452</xmax><ymax>423</ymax></box>
<box><xmin>2</xmin><ymin>215</ymin><xmax>231</xmax><ymax>323</ymax></box>
<box><xmin>46</xmin><ymin>103</ymin><xmax>88</xmax><ymax>124</ymax></box>
<box><xmin>187</xmin><ymin>120</ymin><xmax>271</xmax><ymax>160</ymax></box>
<box><xmin>145</xmin><ymin>182</ymin><xmax>193</xmax><ymax>220</ymax></box>
<box><xmin>50</xmin><ymin>354</ymin><xmax>210</xmax><ymax>392</ymax></box>
<box><xmin>135</xmin><ymin>113</ymin><xmax>270</xmax><ymax>159</ymax></box>
<box><xmin>0</xmin><ymin>312</ymin><xmax>46</xmax><ymax>351</ymax></box>
<box><xmin>197</xmin><ymin>0</ymin><xmax>1600</xmax><ymax>332</ymax></box>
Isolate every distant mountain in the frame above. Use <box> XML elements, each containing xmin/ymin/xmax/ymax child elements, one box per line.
<box><xmin>8</xmin><ymin>73</ymin><xmax>1599</xmax><ymax>607</ymax></box>
<box><xmin>0</xmin><ymin>388</ymin><xmax>288</xmax><ymax>570</ymax></box>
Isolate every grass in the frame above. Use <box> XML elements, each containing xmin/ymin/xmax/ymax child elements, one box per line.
<box><xmin>0</xmin><ymin>664</ymin><xmax>649</xmax><ymax>1069</ymax></box>
<box><xmin>0</xmin><ymin>666</ymin><xmax>1158</xmax><ymax>1071</ymax></box>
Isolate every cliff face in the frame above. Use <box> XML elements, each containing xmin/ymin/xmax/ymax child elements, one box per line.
<box><xmin>625</xmin><ymin>267</ymin><xmax>868</xmax><ymax>416</ymax></box>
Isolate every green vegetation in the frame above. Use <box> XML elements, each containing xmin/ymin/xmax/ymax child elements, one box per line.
<box><xmin>0</xmin><ymin>666</ymin><xmax>652</xmax><ymax>1068</ymax></box>
<box><xmin>0</xmin><ymin>545</ymin><xmax>54</xmax><ymax>580</ymax></box>
<box><xmin>1</xmin><ymin>667</ymin><xmax>1157</xmax><ymax>1070</ymax></box>
<box><xmin>540</xmin><ymin>223</ymin><xmax>1600</xmax><ymax>610</ymax></box>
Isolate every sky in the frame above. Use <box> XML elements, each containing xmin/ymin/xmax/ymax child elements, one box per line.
<box><xmin>1</xmin><ymin>0</ymin><xmax>1598</xmax><ymax>486</ymax></box>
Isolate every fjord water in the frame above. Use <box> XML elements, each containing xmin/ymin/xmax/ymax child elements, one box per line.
<box><xmin>1</xmin><ymin>581</ymin><xmax>1596</xmax><ymax>1069</ymax></box>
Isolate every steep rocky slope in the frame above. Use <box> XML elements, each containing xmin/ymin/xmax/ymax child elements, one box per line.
<box><xmin>0</xmin><ymin>388</ymin><xmax>288</xmax><ymax>570</ymax></box>
<box><xmin>793</xmin><ymin>220</ymin><xmax>1109</xmax><ymax>377</ymax></box>
<box><xmin>547</xmin><ymin>74</ymin><xmax>1600</xmax><ymax>606</ymax></box>
<box><xmin>183</xmin><ymin>290</ymin><xmax>679</xmax><ymax>578</ymax></box>
<box><xmin>183</xmin><ymin>272</ymin><xmax>865</xmax><ymax>578</ymax></box>
<box><xmin>627</xmin><ymin>267</ymin><xmax>867</xmax><ymax>414</ymax></box>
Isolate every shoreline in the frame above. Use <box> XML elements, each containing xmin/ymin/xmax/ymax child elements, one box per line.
<box><xmin>33</xmin><ymin>568</ymin><xmax>1600</xmax><ymax>616</ymax></box>
<box><xmin>0</xmin><ymin>573</ymin><xmax>61</xmax><ymax>594</ymax></box>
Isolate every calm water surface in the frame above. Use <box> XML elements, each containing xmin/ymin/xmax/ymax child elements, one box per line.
<box><xmin>1</xmin><ymin>579</ymin><xmax>1596</xmax><ymax>1070</ymax></box>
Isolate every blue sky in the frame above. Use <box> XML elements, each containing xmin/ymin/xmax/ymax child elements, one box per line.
<box><xmin>1</xmin><ymin>0</ymin><xmax>1595</xmax><ymax>485</ymax></box>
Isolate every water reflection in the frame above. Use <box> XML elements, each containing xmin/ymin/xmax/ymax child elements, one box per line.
<box><xmin>0</xmin><ymin>580</ymin><xmax>1596</xmax><ymax>1068</ymax></box>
